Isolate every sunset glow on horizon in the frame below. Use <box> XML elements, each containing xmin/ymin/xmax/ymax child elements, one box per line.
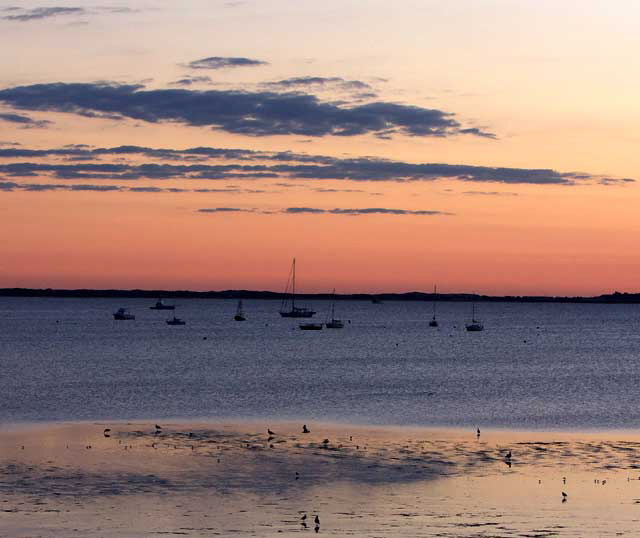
<box><xmin>2</xmin><ymin>0</ymin><xmax>639</xmax><ymax>296</ymax></box>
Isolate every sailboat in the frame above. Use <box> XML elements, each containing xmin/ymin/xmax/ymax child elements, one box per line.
<box><xmin>279</xmin><ymin>258</ymin><xmax>316</xmax><ymax>318</ymax></box>
<box><xmin>429</xmin><ymin>285</ymin><xmax>439</xmax><ymax>327</ymax></box>
<box><xmin>465</xmin><ymin>298</ymin><xmax>484</xmax><ymax>332</ymax></box>
<box><xmin>234</xmin><ymin>300</ymin><xmax>246</xmax><ymax>321</ymax></box>
<box><xmin>166</xmin><ymin>315</ymin><xmax>186</xmax><ymax>325</ymax></box>
<box><xmin>325</xmin><ymin>289</ymin><xmax>344</xmax><ymax>329</ymax></box>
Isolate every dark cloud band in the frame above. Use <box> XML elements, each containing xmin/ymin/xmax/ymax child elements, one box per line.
<box><xmin>197</xmin><ymin>206</ymin><xmax>451</xmax><ymax>216</ymax></box>
<box><xmin>2</xmin><ymin>7</ymin><xmax>85</xmax><ymax>21</ymax></box>
<box><xmin>0</xmin><ymin>144</ymin><xmax>630</xmax><ymax>186</ymax></box>
<box><xmin>185</xmin><ymin>57</ymin><xmax>267</xmax><ymax>69</ymax></box>
<box><xmin>0</xmin><ymin>82</ymin><xmax>494</xmax><ymax>138</ymax></box>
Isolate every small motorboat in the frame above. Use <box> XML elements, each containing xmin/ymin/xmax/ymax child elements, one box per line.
<box><xmin>113</xmin><ymin>307</ymin><xmax>135</xmax><ymax>320</ymax></box>
<box><xmin>150</xmin><ymin>299</ymin><xmax>175</xmax><ymax>310</ymax></box>
<box><xmin>166</xmin><ymin>316</ymin><xmax>186</xmax><ymax>326</ymax></box>
<box><xmin>299</xmin><ymin>323</ymin><xmax>323</xmax><ymax>330</ymax></box>
<box><xmin>234</xmin><ymin>299</ymin><xmax>246</xmax><ymax>321</ymax></box>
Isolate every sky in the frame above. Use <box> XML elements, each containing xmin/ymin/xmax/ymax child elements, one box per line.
<box><xmin>0</xmin><ymin>0</ymin><xmax>638</xmax><ymax>295</ymax></box>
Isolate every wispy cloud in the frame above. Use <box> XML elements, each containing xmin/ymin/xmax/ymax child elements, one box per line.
<box><xmin>1</xmin><ymin>5</ymin><xmax>139</xmax><ymax>22</ymax></box>
<box><xmin>197</xmin><ymin>206</ymin><xmax>452</xmax><ymax>216</ymax></box>
<box><xmin>461</xmin><ymin>190</ymin><xmax>519</xmax><ymax>196</ymax></box>
<box><xmin>0</xmin><ymin>112</ymin><xmax>50</xmax><ymax>128</ymax></box>
<box><xmin>0</xmin><ymin>144</ymin><xmax>630</xmax><ymax>186</ymax></box>
<box><xmin>264</xmin><ymin>76</ymin><xmax>372</xmax><ymax>91</ymax></box>
<box><xmin>197</xmin><ymin>207</ymin><xmax>255</xmax><ymax>213</ymax></box>
<box><xmin>169</xmin><ymin>75</ymin><xmax>213</xmax><ymax>86</ymax></box>
<box><xmin>2</xmin><ymin>7</ymin><xmax>85</xmax><ymax>21</ymax></box>
<box><xmin>0</xmin><ymin>82</ymin><xmax>495</xmax><ymax>139</ymax></box>
<box><xmin>283</xmin><ymin>207</ymin><xmax>451</xmax><ymax>216</ymax></box>
<box><xmin>184</xmin><ymin>56</ymin><xmax>267</xmax><ymax>70</ymax></box>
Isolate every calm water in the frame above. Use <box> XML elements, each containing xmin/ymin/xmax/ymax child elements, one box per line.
<box><xmin>1</xmin><ymin>297</ymin><xmax>639</xmax><ymax>430</ymax></box>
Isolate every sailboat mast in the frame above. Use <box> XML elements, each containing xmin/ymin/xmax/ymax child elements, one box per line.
<box><xmin>331</xmin><ymin>288</ymin><xmax>336</xmax><ymax>319</ymax></box>
<box><xmin>433</xmin><ymin>285</ymin><xmax>437</xmax><ymax>318</ymax></box>
<box><xmin>292</xmin><ymin>258</ymin><xmax>296</xmax><ymax>309</ymax></box>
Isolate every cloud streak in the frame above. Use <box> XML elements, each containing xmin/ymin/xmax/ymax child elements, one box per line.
<box><xmin>0</xmin><ymin>112</ymin><xmax>50</xmax><ymax>128</ymax></box>
<box><xmin>0</xmin><ymin>144</ymin><xmax>630</xmax><ymax>186</ymax></box>
<box><xmin>197</xmin><ymin>206</ymin><xmax>452</xmax><ymax>216</ymax></box>
<box><xmin>0</xmin><ymin>82</ymin><xmax>494</xmax><ymax>138</ymax></box>
<box><xmin>264</xmin><ymin>76</ymin><xmax>372</xmax><ymax>91</ymax></box>
<box><xmin>2</xmin><ymin>7</ymin><xmax>85</xmax><ymax>21</ymax></box>
<box><xmin>184</xmin><ymin>57</ymin><xmax>267</xmax><ymax>69</ymax></box>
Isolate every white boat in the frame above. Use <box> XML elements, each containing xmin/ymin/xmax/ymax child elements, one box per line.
<box><xmin>325</xmin><ymin>289</ymin><xmax>344</xmax><ymax>329</ymax></box>
<box><xmin>429</xmin><ymin>285</ymin><xmax>439</xmax><ymax>327</ymax></box>
<box><xmin>234</xmin><ymin>300</ymin><xmax>246</xmax><ymax>321</ymax></box>
<box><xmin>113</xmin><ymin>307</ymin><xmax>135</xmax><ymax>320</ymax></box>
<box><xmin>279</xmin><ymin>258</ymin><xmax>316</xmax><ymax>318</ymax></box>
<box><xmin>465</xmin><ymin>299</ymin><xmax>484</xmax><ymax>332</ymax></box>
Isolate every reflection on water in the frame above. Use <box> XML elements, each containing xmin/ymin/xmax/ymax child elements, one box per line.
<box><xmin>1</xmin><ymin>297</ymin><xmax>640</xmax><ymax>428</ymax></box>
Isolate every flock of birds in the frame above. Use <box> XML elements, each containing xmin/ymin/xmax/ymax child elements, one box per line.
<box><xmin>81</xmin><ymin>422</ymin><xmax>575</xmax><ymax>511</ymax></box>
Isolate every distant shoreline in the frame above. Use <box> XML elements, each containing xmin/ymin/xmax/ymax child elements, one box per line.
<box><xmin>1</xmin><ymin>287</ymin><xmax>639</xmax><ymax>303</ymax></box>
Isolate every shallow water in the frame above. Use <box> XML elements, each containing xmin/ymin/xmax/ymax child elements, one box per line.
<box><xmin>1</xmin><ymin>297</ymin><xmax>640</xmax><ymax>429</ymax></box>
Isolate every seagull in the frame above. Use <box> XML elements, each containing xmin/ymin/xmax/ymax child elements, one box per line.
<box><xmin>301</xmin><ymin>514</ymin><xmax>307</xmax><ymax>522</ymax></box>
<box><xmin>267</xmin><ymin>428</ymin><xmax>275</xmax><ymax>435</ymax></box>
<box><xmin>103</xmin><ymin>428</ymin><xmax>111</xmax><ymax>437</ymax></box>
<box><xmin>562</xmin><ymin>491</ymin><xmax>568</xmax><ymax>502</ymax></box>
<box><xmin>476</xmin><ymin>428</ymin><xmax>480</xmax><ymax>437</ymax></box>
<box><xmin>505</xmin><ymin>450</ymin><xmax>512</xmax><ymax>459</ymax></box>
<box><xmin>302</xmin><ymin>424</ymin><xmax>310</xmax><ymax>434</ymax></box>
<box><xmin>322</xmin><ymin>438</ymin><xmax>329</xmax><ymax>445</ymax></box>
<box><xmin>155</xmin><ymin>424</ymin><xmax>162</xmax><ymax>432</ymax></box>
<box><xmin>314</xmin><ymin>515</ymin><xmax>320</xmax><ymax>525</ymax></box>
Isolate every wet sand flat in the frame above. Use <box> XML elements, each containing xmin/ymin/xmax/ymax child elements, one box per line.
<box><xmin>2</xmin><ymin>421</ymin><xmax>640</xmax><ymax>536</ymax></box>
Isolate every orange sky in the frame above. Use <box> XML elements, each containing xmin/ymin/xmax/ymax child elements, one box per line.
<box><xmin>0</xmin><ymin>1</ymin><xmax>638</xmax><ymax>295</ymax></box>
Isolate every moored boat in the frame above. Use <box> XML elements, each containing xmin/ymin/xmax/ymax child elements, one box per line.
<box><xmin>234</xmin><ymin>300</ymin><xmax>246</xmax><ymax>321</ymax></box>
<box><xmin>299</xmin><ymin>322</ymin><xmax>323</xmax><ymax>330</ymax></box>
<box><xmin>279</xmin><ymin>258</ymin><xmax>316</xmax><ymax>318</ymax></box>
<box><xmin>325</xmin><ymin>289</ymin><xmax>344</xmax><ymax>329</ymax></box>
<box><xmin>150</xmin><ymin>299</ymin><xmax>175</xmax><ymax>310</ymax></box>
<box><xmin>429</xmin><ymin>285</ymin><xmax>439</xmax><ymax>327</ymax></box>
<box><xmin>113</xmin><ymin>307</ymin><xmax>135</xmax><ymax>320</ymax></box>
<box><xmin>465</xmin><ymin>299</ymin><xmax>484</xmax><ymax>332</ymax></box>
<box><xmin>166</xmin><ymin>316</ymin><xmax>186</xmax><ymax>326</ymax></box>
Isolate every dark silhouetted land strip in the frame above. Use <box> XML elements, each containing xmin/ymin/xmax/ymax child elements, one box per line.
<box><xmin>0</xmin><ymin>288</ymin><xmax>638</xmax><ymax>303</ymax></box>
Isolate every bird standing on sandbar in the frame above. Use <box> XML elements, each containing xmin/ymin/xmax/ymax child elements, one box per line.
<box><xmin>302</xmin><ymin>424</ymin><xmax>310</xmax><ymax>433</ymax></box>
<box><xmin>314</xmin><ymin>515</ymin><xmax>320</xmax><ymax>525</ymax></box>
<box><xmin>267</xmin><ymin>428</ymin><xmax>275</xmax><ymax>435</ymax></box>
<box><xmin>562</xmin><ymin>491</ymin><xmax>568</xmax><ymax>502</ymax></box>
